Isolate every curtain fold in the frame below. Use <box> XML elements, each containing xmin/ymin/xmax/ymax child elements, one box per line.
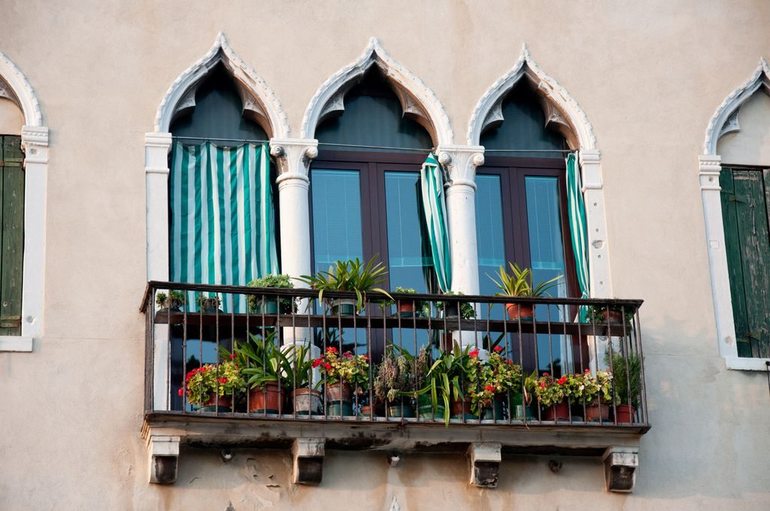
<box><xmin>566</xmin><ymin>152</ymin><xmax>590</xmax><ymax>320</ymax></box>
<box><xmin>420</xmin><ymin>153</ymin><xmax>452</xmax><ymax>292</ymax></box>
<box><xmin>170</xmin><ymin>141</ymin><xmax>278</xmax><ymax>312</ymax></box>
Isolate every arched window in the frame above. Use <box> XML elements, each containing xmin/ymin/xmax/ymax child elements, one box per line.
<box><xmin>168</xmin><ymin>64</ymin><xmax>278</xmax><ymax>307</ymax></box>
<box><xmin>476</xmin><ymin>81</ymin><xmax>579</xmax><ymax>373</ymax></box>
<box><xmin>311</xmin><ymin>68</ymin><xmax>435</xmax><ymax>292</ymax></box>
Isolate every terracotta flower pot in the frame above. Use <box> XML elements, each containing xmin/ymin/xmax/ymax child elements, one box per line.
<box><xmin>325</xmin><ymin>382</ymin><xmax>352</xmax><ymax>403</ymax></box>
<box><xmin>506</xmin><ymin>303</ymin><xmax>534</xmax><ymax>321</ymax></box>
<box><xmin>397</xmin><ymin>301</ymin><xmax>416</xmax><ymax>316</ymax></box>
<box><xmin>291</xmin><ymin>388</ymin><xmax>323</xmax><ymax>415</ymax></box>
<box><xmin>198</xmin><ymin>395</ymin><xmax>232</xmax><ymax>412</ymax></box>
<box><xmin>450</xmin><ymin>396</ymin><xmax>476</xmax><ymax>419</ymax></box>
<box><xmin>615</xmin><ymin>404</ymin><xmax>636</xmax><ymax>424</ymax></box>
<box><xmin>585</xmin><ymin>402</ymin><xmax>610</xmax><ymax>422</ymax></box>
<box><xmin>542</xmin><ymin>401</ymin><xmax>570</xmax><ymax>421</ymax></box>
<box><xmin>248</xmin><ymin>382</ymin><xmax>283</xmax><ymax>414</ymax></box>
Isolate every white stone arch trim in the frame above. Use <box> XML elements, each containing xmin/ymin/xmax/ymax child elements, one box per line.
<box><xmin>0</xmin><ymin>51</ymin><xmax>48</xmax><ymax>351</ymax></box>
<box><xmin>0</xmin><ymin>51</ymin><xmax>43</xmax><ymax>127</ymax></box>
<box><xmin>154</xmin><ymin>32</ymin><xmax>289</xmax><ymax>139</ymax></box>
<box><xmin>301</xmin><ymin>37</ymin><xmax>453</xmax><ymax>147</ymax></box>
<box><xmin>467</xmin><ymin>44</ymin><xmax>597</xmax><ymax>151</ymax></box>
<box><xmin>703</xmin><ymin>58</ymin><xmax>769</xmax><ymax>155</ymax></box>
<box><xmin>700</xmin><ymin>58</ymin><xmax>770</xmax><ymax>370</ymax></box>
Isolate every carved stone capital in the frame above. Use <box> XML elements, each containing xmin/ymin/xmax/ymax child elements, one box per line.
<box><xmin>436</xmin><ymin>145</ymin><xmax>485</xmax><ymax>190</ymax></box>
<box><xmin>578</xmin><ymin>150</ymin><xmax>603</xmax><ymax>191</ymax></box>
<box><xmin>699</xmin><ymin>155</ymin><xmax>722</xmax><ymax>191</ymax></box>
<box><xmin>271</xmin><ymin>138</ymin><xmax>318</xmax><ymax>185</ymax></box>
<box><xmin>145</xmin><ymin>132</ymin><xmax>173</xmax><ymax>175</ymax></box>
<box><xmin>20</xmin><ymin>126</ymin><xmax>49</xmax><ymax>164</ymax></box>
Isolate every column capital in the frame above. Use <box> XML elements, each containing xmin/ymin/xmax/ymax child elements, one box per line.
<box><xmin>578</xmin><ymin>149</ymin><xmax>601</xmax><ymax>165</ymax></box>
<box><xmin>699</xmin><ymin>154</ymin><xmax>722</xmax><ymax>190</ymax></box>
<box><xmin>20</xmin><ymin>126</ymin><xmax>49</xmax><ymax>164</ymax></box>
<box><xmin>436</xmin><ymin>144</ymin><xmax>485</xmax><ymax>189</ymax></box>
<box><xmin>579</xmin><ymin>150</ymin><xmax>603</xmax><ymax>191</ymax></box>
<box><xmin>270</xmin><ymin>138</ymin><xmax>318</xmax><ymax>183</ymax></box>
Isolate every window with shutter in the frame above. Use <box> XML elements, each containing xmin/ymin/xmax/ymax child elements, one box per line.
<box><xmin>0</xmin><ymin>135</ymin><xmax>24</xmax><ymax>335</ymax></box>
<box><xmin>719</xmin><ymin>166</ymin><xmax>770</xmax><ymax>358</ymax></box>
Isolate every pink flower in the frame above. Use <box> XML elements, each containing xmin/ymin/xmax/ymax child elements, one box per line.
<box><xmin>326</xmin><ymin>346</ymin><xmax>338</xmax><ymax>354</ymax></box>
<box><xmin>493</xmin><ymin>345</ymin><xmax>503</xmax><ymax>353</ymax></box>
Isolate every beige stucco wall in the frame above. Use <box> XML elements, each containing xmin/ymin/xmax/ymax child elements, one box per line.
<box><xmin>0</xmin><ymin>98</ymin><xmax>22</xmax><ymax>134</ymax></box>
<box><xmin>1</xmin><ymin>1</ymin><xmax>770</xmax><ymax>510</ymax></box>
<box><xmin>718</xmin><ymin>90</ymin><xmax>770</xmax><ymax>165</ymax></box>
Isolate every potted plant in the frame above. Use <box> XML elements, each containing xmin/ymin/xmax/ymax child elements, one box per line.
<box><xmin>178</xmin><ymin>360</ymin><xmax>245</xmax><ymax>412</ymax></box>
<box><xmin>529</xmin><ymin>372</ymin><xmax>570</xmax><ymax>421</ymax></box>
<box><xmin>156</xmin><ymin>290</ymin><xmax>185</xmax><ymax>311</ymax></box>
<box><xmin>586</xmin><ymin>304</ymin><xmax>634</xmax><ymax>327</ymax></box>
<box><xmin>606</xmin><ymin>351</ymin><xmax>642</xmax><ymax>423</ymax></box>
<box><xmin>282</xmin><ymin>344</ymin><xmax>323</xmax><ymax>415</ymax></box>
<box><xmin>247</xmin><ymin>274</ymin><xmax>295</xmax><ymax>314</ymax></box>
<box><xmin>489</xmin><ymin>263</ymin><xmax>561</xmax><ymax>320</ymax></box>
<box><xmin>300</xmin><ymin>257</ymin><xmax>392</xmax><ymax>315</ymax></box>
<box><xmin>231</xmin><ymin>331</ymin><xmax>285</xmax><ymax>414</ymax></box>
<box><xmin>435</xmin><ymin>291</ymin><xmax>476</xmax><ymax>321</ymax></box>
<box><xmin>466</xmin><ymin>345</ymin><xmax>523</xmax><ymax>420</ymax></box>
<box><xmin>373</xmin><ymin>345</ymin><xmax>429</xmax><ymax>418</ymax></box>
<box><xmin>419</xmin><ymin>343</ymin><xmax>473</xmax><ymax>425</ymax></box>
<box><xmin>389</xmin><ymin>287</ymin><xmax>430</xmax><ymax>318</ymax></box>
<box><xmin>197</xmin><ymin>293</ymin><xmax>221</xmax><ymax>313</ymax></box>
<box><xmin>569</xmin><ymin>369</ymin><xmax>613</xmax><ymax>422</ymax></box>
<box><xmin>313</xmin><ymin>346</ymin><xmax>369</xmax><ymax>416</ymax></box>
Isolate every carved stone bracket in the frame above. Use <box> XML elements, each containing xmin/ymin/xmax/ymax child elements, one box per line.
<box><xmin>698</xmin><ymin>155</ymin><xmax>722</xmax><ymax>191</ymax></box>
<box><xmin>292</xmin><ymin>438</ymin><xmax>325</xmax><ymax>485</ymax></box>
<box><xmin>468</xmin><ymin>442</ymin><xmax>501</xmax><ymax>488</ymax></box>
<box><xmin>603</xmin><ymin>447</ymin><xmax>638</xmax><ymax>493</ymax></box>
<box><xmin>147</xmin><ymin>435</ymin><xmax>180</xmax><ymax>485</ymax></box>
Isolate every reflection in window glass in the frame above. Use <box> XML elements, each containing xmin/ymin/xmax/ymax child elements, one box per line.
<box><xmin>476</xmin><ymin>175</ymin><xmax>507</xmax><ymax>297</ymax></box>
<box><xmin>525</xmin><ymin>176</ymin><xmax>570</xmax><ymax>373</ymax></box>
<box><xmin>311</xmin><ymin>169</ymin><xmax>363</xmax><ymax>272</ymax></box>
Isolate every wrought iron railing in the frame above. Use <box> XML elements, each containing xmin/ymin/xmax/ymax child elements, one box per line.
<box><xmin>141</xmin><ymin>281</ymin><xmax>647</xmax><ymax>427</ymax></box>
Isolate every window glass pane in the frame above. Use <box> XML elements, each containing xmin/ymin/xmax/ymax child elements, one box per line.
<box><xmin>311</xmin><ymin>169</ymin><xmax>363</xmax><ymax>272</ymax></box>
<box><xmin>385</xmin><ymin>171</ymin><xmax>433</xmax><ymax>291</ymax></box>
<box><xmin>525</xmin><ymin>176</ymin><xmax>569</xmax><ymax>373</ymax></box>
<box><xmin>476</xmin><ymin>175</ymin><xmax>507</xmax><ymax>297</ymax></box>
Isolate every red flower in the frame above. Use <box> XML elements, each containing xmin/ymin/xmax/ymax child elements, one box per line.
<box><xmin>218</xmin><ymin>377</ymin><xmax>228</xmax><ymax>384</ymax></box>
<box><xmin>557</xmin><ymin>376</ymin><xmax>567</xmax><ymax>385</ymax></box>
<box><xmin>584</xmin><ymin>368</ymin><xmax>590</xmax><ymax>374</ymax></box>
<box><xmin>362</xmin><ymin>354</ymin><xmax>368</xmax><ymax>360</ymax></box>
<box><xmin>506</xmin><ymin>359</ymin><xmax>513</xmax><ymax>365</ymax></box>
<box><xmin>326</xmin><ymin>346</ymin><xmax>338</xmax><ymax>354</ymax></box>
<box><xmin>177</xmin><ymin>388</ymin><xmax>184</xmax><ymax>396</ymax></box>
<box><xmin>324</xmin><ymin>362</ymin><xmax>332</xmax><ymax>371</ymax></box>
<box><xmin>343</xmin><ymin>351</ymin><xmax>353</xmax><ymax>359</ymax></box>
<box><xmin>230</xmin><ymin>353</ymin><xmax>236</xmax><ymax>360</ymax></box>
<box><xmin>543</xmin><ymin>372</ymin><xmax>550</xmax><ymax>376</ymax></box>
<box><xmin>493</xmin><ymin>345</ymin><xmax>503</xmax><ymax>353</ymax></box>
<box><xmin>311</xmin><ymin>358</ymin><xmax>323</xmax><ymax>368</ymax></box>
<box><xmin>484</xmin><ymin>384</ymin><xmax>496</xmax><ymax>393</ymax></box>
<box><xmin>469</xmin><ymin>348</ymin><xmax>479</xmax><ymax>358</ymax></box>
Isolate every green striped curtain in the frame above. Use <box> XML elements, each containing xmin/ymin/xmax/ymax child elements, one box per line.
<box><xmin>566</xmin><ymin>152</ymin><xmax>590</xmax><ymax>320</ymax></box>
<box><xmin>170</xmin><ymin>141</ymin><xmax>278</xmax><ymax>312</ymax></box>
<box><xmin>420</xmin><ymin>153</ymin><xmax>452</xmax><ymax>292</ymax></box>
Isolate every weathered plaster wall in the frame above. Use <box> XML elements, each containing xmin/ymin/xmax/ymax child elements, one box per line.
<box><xmin>0</xmin><ymin>1</ymin><xmax>769</xmax><ymax>510</ymax></box>
<box><xmin>0</xmin><ymin>98</ymin><xmax>22</xmax><ymax>134</ymax></box>
<box><xmin>718</xmin><ymin>90</ymin><xmax>770</xmax><ymax>165</ymax></box>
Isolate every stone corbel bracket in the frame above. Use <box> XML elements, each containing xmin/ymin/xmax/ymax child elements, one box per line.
<box><xmin>603</xmin><ymin>447</ymin><xmax>638</xmax><ymax>492</ymax></box>
<box><xmin>293</xmin><ymin>438</ymin><xmax>325</xmax><ymax>485</ymax></box>
<box><xmin>147</xmin><ymin>435</ymin><xmax>180</xmax><ymax>485</ymax></box>
<box><xmin>468</xmin><ymin>442</ymin><xmax>501</xmax><ymax>488</ymax></box>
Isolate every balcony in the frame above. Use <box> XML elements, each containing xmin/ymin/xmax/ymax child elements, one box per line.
<box><xmin>140</xmin><ymin>282</ymin><xmax>649</xmax><ymax>490</ymax></box>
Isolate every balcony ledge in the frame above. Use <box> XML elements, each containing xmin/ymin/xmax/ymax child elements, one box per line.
<box><xmin>142</xmin><ymin>412</ymin><xmax>648</xmax><ymax>490</ymax></box>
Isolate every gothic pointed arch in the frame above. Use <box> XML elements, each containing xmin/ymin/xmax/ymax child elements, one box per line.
<box><xmin>154</xmin><ymin>32</ymin><xmax>289</xmax><ymax>138</ymax></box>
<box><xmin>703</xmin><ymin>58</ymin><xmax>769</xmax><ymax>155</ymax></box>
<box><xmin>301</xmin><ymin>38</ymin><xmax>453</xmax><ymax>147</ymax></box>
<box><xmin>467</xmin><ymin>45</ymin><xmax>596</xmax><ymax>151</ymax></box>
<box><xmin>0</xmin><ymin>51</ymin><xmax>43</xmax><ymax>127</ymax></box>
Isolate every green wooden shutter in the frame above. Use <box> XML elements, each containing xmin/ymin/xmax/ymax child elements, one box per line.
<box><xmin>0</xmin><ymin>135</ymin><xmax>24</xmax><ymax>335</ymax></box>
<box><xmin>720</xmin><ymin>167</ymin><xmax>770</xmax><ymax>358</ymax></box>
